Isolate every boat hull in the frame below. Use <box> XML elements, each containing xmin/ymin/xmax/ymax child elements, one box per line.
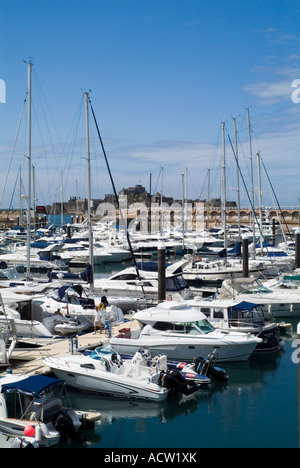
<box><xmin>43</xmin><ymin>358</ymin><xmax>168</xmax><ymax>401</ymax></box>
<box><xmin>109</xmin><ymin>335</ymin><xmax>259</xmax><ymax>363</ymax></box>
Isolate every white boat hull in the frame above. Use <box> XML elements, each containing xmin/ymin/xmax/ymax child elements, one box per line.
<box><xmin>43</xmin><ymin>356</ymin><xmax>168</xmax><ymax>401</ymax></box>
<box><xmin>110</xmin><ymin>333</ymin><xmax>259</xmax><ymax>363</ymax></box>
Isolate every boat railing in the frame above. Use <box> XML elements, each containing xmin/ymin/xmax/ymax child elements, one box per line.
<box><xmin>228</xmin><ymin>319</ymin><xmax>263</xmax><ymax>330</ymax></box>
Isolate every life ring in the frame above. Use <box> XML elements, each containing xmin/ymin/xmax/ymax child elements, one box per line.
<box><xmin>98</xmin><ymin>302</ymin><xmax>105</xmax><ymax>310</ymax></box>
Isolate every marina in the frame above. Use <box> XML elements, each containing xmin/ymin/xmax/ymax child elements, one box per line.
<box><xmin>0</xmin><ymin>254</ymin><xmax>299</xmax><ymax>448</ymax></box>
<box><xmin>1</xmin><ymin>1</ymin><xmax>300</xmax><ymax>450</ymax></box>
<box><xmin>0</xmin><ymin>103</ymin><xmax>300</xmax><ymax>447</ymax></box>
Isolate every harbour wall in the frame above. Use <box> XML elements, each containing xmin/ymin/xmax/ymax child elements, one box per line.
<box><xmin>0</xmin><ymin>205</ymin><xmax>299</xmax><ymax>231</ymax></box>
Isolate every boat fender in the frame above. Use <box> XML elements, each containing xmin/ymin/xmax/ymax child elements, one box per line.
<box><xmin>35</xmin><ymin>424</ymin><xmax>42</xmax><ymax>444</ymax></box>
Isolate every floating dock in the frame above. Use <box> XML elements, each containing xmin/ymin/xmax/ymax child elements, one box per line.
<box><xmin>0</xmin><ymin>320</ymin><xmax>138</xmax><ymax>377</ymax></box>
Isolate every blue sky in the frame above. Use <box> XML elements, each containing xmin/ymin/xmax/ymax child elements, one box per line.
<box><xmin>0</xmin><ymin>0</ymin><xmax>300</xmax><ymax>210</ymax></box>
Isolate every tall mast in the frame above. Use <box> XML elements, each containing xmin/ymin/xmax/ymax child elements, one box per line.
<box><xmin>257</xmin><ymin>151</ymin><xmax>263</xmax><ymax>253</ymax></box>
<box><xmin>32</xmin><ymin>165</ymin><xmax>36</xmax><ymax>241</ymax></box>
<box><xmin>181</xmin><ymin>172</ymin><xmax>185</xmax><ymax>251</ymax></box>
<box><xmin>26</xmin><ymin>61</ymin><xmax>32</xmax><ymax>280</ymax></box>
<box><xmin>246</xmin><ymin>107</ymin><xmax>255</xmax><ymax>255</ymax></box>
<box><xmin>221</xmin><ymin>122</ymin><xmax>227</xmax><ymax>255</ymax></box>
<box><xmin>160</xmin><ymin>166</ymin><xmax>163</xmax><ymax>235</ymax></box>
<box><xmin>233</xmin><ymin>117</ymin><xmax>241</xmax><ymax>242</ymax></box>
<box><xmin>84</xmin><ymin>92</ymin><xmax>94</xmax><ymax>286</ymax></box>
<box><xmin>19</xmin><ymin>167</ymin><xmax>22</xmax><ymax>227</ymax></box>
<box><xmin>207</xmin><ymin>168</ymin><xmax>210</xmax><ymax>203</ymax></box>
<box><xmin>60</xmin><ymin>171</ymin><xmax>64</xmax><ymax>229</ymax></box>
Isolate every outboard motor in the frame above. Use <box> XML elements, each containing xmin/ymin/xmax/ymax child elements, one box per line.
<box><xmin>194</xmin><ymin>356</ymin><xmax>229</xmax><ymax>382</ymax></box>
<box><xmin>159</xmin><ymin>370</ymin><xmax>200</xmax><ymax>396</ymax></box>
<box><xmin>52</xmin><ymin>410</ymin><xmax>84</xmax><ymax>444</ymax></box>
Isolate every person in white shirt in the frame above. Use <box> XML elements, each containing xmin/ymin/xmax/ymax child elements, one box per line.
<box><xmin>93</xmin><ymin>306</ymin><xmax>102</xmax><ymax>334</ymax></box>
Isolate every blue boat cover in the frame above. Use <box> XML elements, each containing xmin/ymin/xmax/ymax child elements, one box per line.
<box><xmin>230</xmin><ymin>301</ymin><xmax>258</xmax><ymax>311</ymax></box>
<box><xmin>1</xmin><ymin>375</ymin><xmax>64</xmax><ymax>397</ymax></box>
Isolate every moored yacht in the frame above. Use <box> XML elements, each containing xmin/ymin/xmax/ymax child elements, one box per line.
<box><xmin>93</xmin><ymin>260</ymin><xmax>192</xmax><ymax>304</ymax></box>
<box><xmin>218</xmin><ymin>277</ymin><xmax>300</xmax><ymax>317</ymax></box>
<box><xmin>109</xmin><ymin>301</ymin><xmax>262</xmax><ymax>362</ymax></box>
<box><xmin>0</xmin><ymin>374</ymin><xmax>101</xmax><ymax>447</ymax></box>
<box><xmin>187</xmin><ymin>297</ymin><xmax>284</xmax><ymax>353</ymax></box>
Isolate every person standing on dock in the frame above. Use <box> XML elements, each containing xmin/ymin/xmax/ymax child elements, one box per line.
<box><xmin>93</xmin><ymin>305</ymin><xmax>102</xmax><ymax>334</ymax></box>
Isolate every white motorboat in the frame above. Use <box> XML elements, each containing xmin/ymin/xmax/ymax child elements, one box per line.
<box><xmin>187</xmin><ymin>297</ymin><xmax>284</xmax><ymax>353</ymax></box>
<box><xmin>182</xmin><ymin>258</ymin><xmax>264</xmax><ymax>283</ymax></box>
<box><xmin>34</xmin><ymin>284</ymin><xmax>97</xmax><ymax>331</ymax></box>
<box><xmin>93</xmin><ymin>260</ymin><xmax>192</xmax><ymax>303</ymax></box>
<box><xmin>0</xmin><ymin>242</ymin><xmax>67</xmax><ymax>271</ymax></box>
<box><xmin>0</xmin><ymin>373</ymin><xmax>101</xmax><ymax>447</ymax></box>
<box><xmin>218</xmin><ymin>277</ymin><xmax>300</xmax><ymax>318</ymax></box>
<box><xmin>0</xmin><ymin>430</ymin><xmax>38</xmax><ymax>448</ymax></box>
<box><xmin>34</xmin><ymin>285</ymin><xmax>126</xmax><ymax>333</ymax></box>
<box><xmin>0</xmin><ymin>318</ymin><xmax>17</xmax><ymax>367</ymax></box>
<box><xmin>0</xmin><ymin>290</ymin><xmax>53</xmax><ymax>338</ymax></box>
<box><xmin>43</xmin><ymin>346</ymin><xmax>170</xmax><ymax>401</ymax></box>
<box><xmin>109</xmin><ymin>301</ymin><xmax>262</xmax><ymax>362</ymax></box>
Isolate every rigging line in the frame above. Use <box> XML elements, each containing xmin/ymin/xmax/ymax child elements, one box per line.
<box><xmin>151</xmin><ymin>167</ymin><xmax>162</xmax><ymax>198</ymax></box>
<box><xmin>260</xmin><ymin>158</ymin><xmax>293</xmax><ymax>243</ymax></box>
<box><xmin>0</xmin><ymin>93</ymin><xmax>27</xmax><ymax>208</ymax></box>
<box><xmin>61</xmin><ymin>96</ymin><xmax>85</xmax><ymax>198</ymax></box>
<box><xmin>8</xmin><ymin>167</ymin><xmax>21</xmax><ymax>210</ymax></box>
<box><xmin>264</xmin><ymin>180</ymin><xmax>286</xmax><ymax>242</ymax></box>
<box><xmin>226</xmin><ymin>127</ymin><xmax>265</xmax><ymax>243</ymax></box>
<box><xmin>88</xmin><ymin>98</ymin><xmax>144</xmax><ymax>286</ymax></box>
<box><xmin>198</xmin><ymin>169</ymin><xmax>209</xmax><ymax>201</ymax></box>
<box><xmin>32</xmin><ymin>66</ymin><xmax>63</xmax><ymax>201</ymax></box>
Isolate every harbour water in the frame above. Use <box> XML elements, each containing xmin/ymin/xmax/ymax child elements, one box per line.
<box><xmin>58</xmin><ymin>322</ymin><xmax>298</xmax><ymax>449</ymax></box>
<box><xmin>2</xmin><ymin>250</ymin><xmax>299</xmax><ymax>449</ymax></box>
<box><xmin>47</xmin><ymin>263</ymin><xmax>299</xmax><ymax>449</ymax></box>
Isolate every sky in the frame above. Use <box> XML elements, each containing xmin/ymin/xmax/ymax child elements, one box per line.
<box><xmin>0</xmin><ymin>0</ymin><xmax>300</xmax><ymax>210</ymax></box>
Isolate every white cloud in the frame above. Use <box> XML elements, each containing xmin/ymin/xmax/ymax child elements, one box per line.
<box><xmin>243</xmin><ymin>80</ymin><xmax>293</xmax><ymax>104</ymax></box>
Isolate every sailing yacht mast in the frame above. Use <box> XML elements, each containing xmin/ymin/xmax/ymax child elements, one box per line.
<box><xmin>84</xmin><ymin>92</ymin><xmax>94</xmax><ymax>287</ymax></box>
<box><xmin>233</xmin><ymin>117</ymin><xmax>241</xmax><ymax>242</ymax></box>
<box><xmin>160</xmin><ymin>166</ymin><xmax>163</xmax><ymax>235</ymax></box>
<box><xmin>26</xmin><ymin>61</ymin><xmax>32</xmax><ymax>280</ymax></box>
<box><xmin>246</xmin><ymin>108</ymin><xmax>256</xmax><ymax>256</ymax></box>
<box><xmin>181</xmin><ymin>172</ymin><xmax>185</xmax><ymax>251</ymax></box>
<box><xmin>221</xmin><ymin>122</ymin><xmax>227</xmax><ymax>255</ymax></box>
<box><xmin>32</xmin><ymin>165</ymin><xmax>36</xmax><ymax>241</ymax></box>
<box><xmin>257</xmin><ymin>151</ymin><xmax>264</xmax><ymax>253</ymax></box>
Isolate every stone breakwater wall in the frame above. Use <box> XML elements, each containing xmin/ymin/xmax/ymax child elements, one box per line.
<box><xmin>1</xmin><ymin>206</ymin><xmax>299</xmax><ymax>231</ymax></box>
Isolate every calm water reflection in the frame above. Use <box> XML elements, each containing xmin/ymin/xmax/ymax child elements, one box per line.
<box><xmin>60</xmin><ymin>322</ymin><xmax>298</xmax><ymax>449</ymax></box>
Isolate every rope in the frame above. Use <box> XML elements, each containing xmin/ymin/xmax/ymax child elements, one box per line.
<box><xmin>0</xmin><ymin>94</ymin><xmax>27</xmax><ymax>207</ymax></box>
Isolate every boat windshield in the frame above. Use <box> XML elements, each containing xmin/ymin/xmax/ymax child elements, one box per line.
<box><xmin>244</xmin><ymin>285</ymin><xmax>272</xmax><ymax>294</ymax></box>
<box><xmin>231</xmin><ymin>307</ymin><xmax>265</xmax><ymax>327</ymax></box>
<box><xmin>188</xmin><ymin>320</ymin><xmax>215</xmax><ymax>334</ymax></box>
<box><xmin>165</xmin><ymin>276</ymin><xmax>188</xmax><ymax>291</ymax></box>
<box><xmin>170</xmin><ymin>320</ymin><xmax>215</xmax><ymax>335</ymax></box>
